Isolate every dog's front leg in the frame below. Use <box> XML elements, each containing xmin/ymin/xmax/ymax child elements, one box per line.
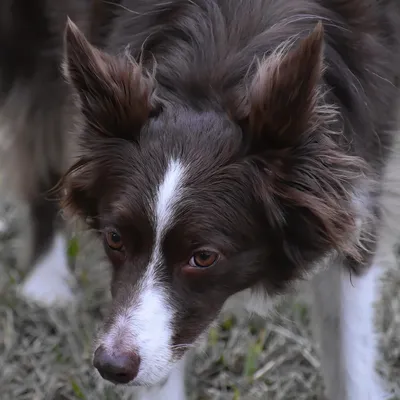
<box><xmin>135</xmin><ymin>356</ymin><xmax>187</xmax><ymax>400</ymax></box>
<box><xmin>310</xmin><ymin>261</ymin><xmax>386</xmax><ymax>400</ymax></box>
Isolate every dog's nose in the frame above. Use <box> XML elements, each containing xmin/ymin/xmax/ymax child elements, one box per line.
<box><xmin>93</xmin><ymin>346</ymin><xmax>140</xmax><ymax>384</ymax></box>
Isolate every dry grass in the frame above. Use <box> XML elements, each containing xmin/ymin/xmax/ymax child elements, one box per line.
<box><xmin>1</xmin><ymin>193</ymin><xmax>400</xmax><ymax>400</ymax></box>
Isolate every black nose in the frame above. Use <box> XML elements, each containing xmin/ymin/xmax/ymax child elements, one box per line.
<box><xmin>93</xmin><ymin>346</ymin><xmax>140</xmax><ymax>384</ymax></box>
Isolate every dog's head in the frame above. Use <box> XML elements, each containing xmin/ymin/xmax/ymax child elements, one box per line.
<box><xmin>61</xmin><ymin>20</ymin><xmax>365</xmax><ymax>386</ymax></box>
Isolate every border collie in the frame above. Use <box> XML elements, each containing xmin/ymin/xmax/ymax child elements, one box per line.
<box><xmin>1</xmin><ymin>1</ymin><xmax>400</xmax><ymax>399</ymax></box>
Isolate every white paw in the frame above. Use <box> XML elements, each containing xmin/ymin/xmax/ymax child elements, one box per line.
<box><xmin>20</xmin><ymin>266</ymin><xmax>75</xmax><ymax>306</ymax></box>
<box><xmin>19</xmin><ymin>234</ymin><xmax>76</xmax><ymax>307</ymax></box>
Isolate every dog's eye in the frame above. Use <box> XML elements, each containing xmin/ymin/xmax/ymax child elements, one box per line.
<box><xmin>189</xmin><ymin>251</ymin><xmax>219</xmax><ymax>268</ymax></box>
<box><xmin>105</xmin><ymin>231</ymin><xmax>124</xmax><ymax>251</ymax></box>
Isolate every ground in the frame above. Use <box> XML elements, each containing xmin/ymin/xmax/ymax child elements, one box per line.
<box><xmin>1</xmin><ymin>191</ymin><xmax>400</xmax><ymax>400</ymax></box>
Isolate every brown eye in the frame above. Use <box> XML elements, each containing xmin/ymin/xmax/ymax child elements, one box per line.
<box><xmin>105</xmin><ymin>230</ymin><xmax>123</xmax><ymax>251</ymax></box>
<box><xmin>189</xmin><ymin>250</ymin><xmax>219</xmax><ymax>268</ymax></box>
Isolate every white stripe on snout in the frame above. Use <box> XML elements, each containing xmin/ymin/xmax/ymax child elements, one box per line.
<box><xmin>103</xmin><ymin>159</ymin><xmax>185</xmax><ymax>386</ymax></box>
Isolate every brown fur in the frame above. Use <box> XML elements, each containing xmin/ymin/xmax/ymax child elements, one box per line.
<box><xmin>1</xmin><ymin>0</ymin><xmax>400</xmax><ymax>393</ymax></box>
<box><xmin>56</xmin><ymin>0</ymin><xmax>400</xmax><ymax>355</ymax></box>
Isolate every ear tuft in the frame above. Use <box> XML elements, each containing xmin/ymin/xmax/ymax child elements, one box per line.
<box><xmin>63</xmin><ymin>18</ymin><xmax>154</xmax><ymax>139</ymax></box>
<box><xmin>246</xmin><ymin>22</ymin><xmax>325</xmax><ymax>149</ymax></box>
<box><xmin>239</xmin><ymin>22</ymin><xmax>368</xmax><ymax>265</ymax></box>
<box><xmin>64</xmin><ymin>17</ymin><xmax>86</xmax><ymax>65</ymax></box>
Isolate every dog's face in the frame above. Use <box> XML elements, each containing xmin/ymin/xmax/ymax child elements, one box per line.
<box><xmin>61</xmin><ymin>21</ymin><xmax>364</xmax><ymax>386</ymax></box>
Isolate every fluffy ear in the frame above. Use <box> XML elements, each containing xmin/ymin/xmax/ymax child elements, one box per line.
<box><xmin>246</xmin><ymin>22</ymin><xmax>325</xmax><ymax>149</ymax></box>
<box><xmin>239</xmin><ymin>23</ymin><xmax>368</xmax><ymax>263</ymax></box>
<box><xmin>63</xmin><ymin>18</ymin><xmax>154</xmax><ymax>139</ymax></box>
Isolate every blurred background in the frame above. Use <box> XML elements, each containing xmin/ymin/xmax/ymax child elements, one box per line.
<box><xmin>1</xmin><ymin>185</ymin><xmax>400</xmax><ymax>400</ymax></box>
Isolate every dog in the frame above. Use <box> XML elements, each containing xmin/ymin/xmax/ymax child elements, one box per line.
<box><xmin>1</xmin><ymin>1</ymin><xmax>400</xmax><ymax>399</ymax></box>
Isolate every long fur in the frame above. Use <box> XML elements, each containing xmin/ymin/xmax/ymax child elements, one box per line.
<box><xmin>1</xmin><ymin>0</ymin><xmax>400</xmax><ymax>398</ymax></box>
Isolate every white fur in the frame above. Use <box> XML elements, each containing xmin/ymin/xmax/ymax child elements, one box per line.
<box><xmin>100</xmin><ymin>159</ymin><xmax>186</xmax><ymax>386</ymax></box>
<box><xmin>19</xmin><ymin>233</ymin><xmax>75</xmax><ymax>306</ymax></box>
<box><xmin>103</xmin><ymin>283</ymin><xmax>175</xmax><ymax>386</ymax></box>
<box><xmin>135</xmin><ymin>355</ymin><xmax>187</xmax><ymax>400</ymax></box>
<box><xmin>310</xmin><ymin>262</ymin><xmax>386</xmax><ymax>400</ymax></box>
<box><xmin>154</xmin><ymin>159</ymin><xmax>185</xmax><ymax>234</ymax></box>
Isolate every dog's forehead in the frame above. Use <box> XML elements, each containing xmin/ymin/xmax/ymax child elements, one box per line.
<box><xmin>152</xmin><ymin>158</ymin><xmax>186</xmax><ymax>233</ymax></box>
<box><xmin>138</xmin><ymin>107</ymin><xmax>242</xmax><ymax>163</ymax></box>
<box><xmin>107</xmin><ymin>158</ymin><xmax>186</xmax><ymax>293</ymax></box>
<box><xmin>106</xmin><ymin>108</ymin><xmax>246</xmax><ymax>242</ymax></box>
<box><xmin>108</xmin><ymin>155</ymin><xmax>186</xmax><ymax>232</ymax></box>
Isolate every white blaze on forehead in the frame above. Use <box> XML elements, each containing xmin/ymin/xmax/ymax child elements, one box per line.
<box><xmin>102</xmin><ymin>159</ymin><xmax>186</xmax><ymax>386</ymax></box>
<box><xmin>155</xmin><ymin>159</ymin><xmax>185</xmax><ymax>234</ymax></box>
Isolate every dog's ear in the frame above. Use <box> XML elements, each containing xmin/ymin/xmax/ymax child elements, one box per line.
<box><xmin>63</xmin><ymin>18</ymin><xmax>153</xmax><ymax>139</ymax></box>
<box><xmin>237</xmin><ymin>23</ymin><xmax>366</xmax><ymax>262</ymax></box>
<box><xmin>245</xmin><ymin>22</ymin><xmax>324</xmax><ymax>150</ymax></box>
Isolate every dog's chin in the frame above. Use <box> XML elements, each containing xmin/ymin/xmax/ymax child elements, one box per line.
<box><xmin>99</xmin><ymin>373</ymin><xmax>169</xmax><ymax>389</ymax></box>
<box><xmin>118</xmin><ymin>363</ymin><xmax>175</xmax><ymax>388</ymax></box>
<box><xmin>131</xmin><ymin>375</ymin><xmax>169</xmax><ymax>388</ymax></box>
